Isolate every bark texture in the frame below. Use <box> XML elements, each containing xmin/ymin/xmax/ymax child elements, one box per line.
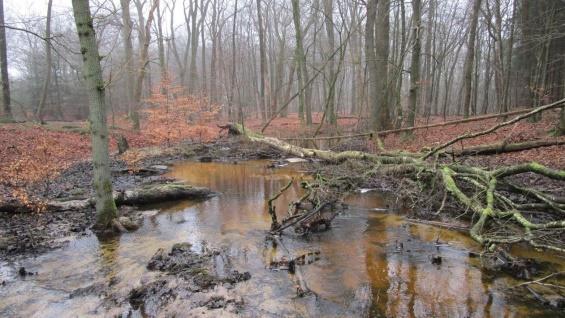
<box><xmin>0</xmin><ymin>0</ymin><xmax>12</xmax><ymax>121</ymax></box>
<box><xmin>72</xmin><ymin>0</ymin><xmax>118</xmax><ymax>228</ymax></box>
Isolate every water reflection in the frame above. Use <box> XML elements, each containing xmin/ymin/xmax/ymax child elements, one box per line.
<box><xmin>0</xmin><ymin>160</ymin><xmax>562</xmax><ymax>317</ymax></box>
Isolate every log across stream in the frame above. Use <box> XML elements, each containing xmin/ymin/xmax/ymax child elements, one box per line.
<box><xmin>0</xmin><ymin>160</ymin><xmax>563</xmax><ymax>317</ymax></box>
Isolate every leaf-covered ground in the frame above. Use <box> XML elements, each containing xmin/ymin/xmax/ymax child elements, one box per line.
<box><xmin>1</xmin><ymin>110</ymin><xmax>563</xmax><ymax>207</ymax></box>
<box><xmin>246</xmin><ymin>110</ymin><xmax>565</xmax><ymax>168</ymax></box>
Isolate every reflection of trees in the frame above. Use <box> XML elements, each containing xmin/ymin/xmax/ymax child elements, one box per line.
<box><xmin>97</xmin><ymin>234</ymin><xmax>121</xmax><ymax>286</ymax></box>
<box><xmin>365</xmin><ymin>219</ymin><xmax>502</xmax><ymax>317</ymax></box>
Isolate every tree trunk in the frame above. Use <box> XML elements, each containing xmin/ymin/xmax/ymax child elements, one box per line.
<box><xmin>209</xmin><ymin>0</ymin><xmax>218</xmax><ymax>104</ymax></box>
<box><xmin>323</xmin><ymin>0</ymin><xmax>336</xmax><ymax>125</ymax></box>
<box><xmin>256</xmin><ymin>0</ymin><xmax>268</xmax><ymax>122</ymax></box>
<box><xmin>36</xmin><ymin>0</ymin><xmax>53</xmax><ymax>124</ymax></box>
<box><xmin>188</xmin><ymin>0</ymin><xmax>200</xmax><ymax>94</ymax></box>
<box><xmin>132</xmin><ymin>0</ymin><xmax>158</xmax><ymax>130</ymax></box>
<box><xmin>407</xmin><ymin>0</ymin><xmax>421</xmax><ymax>128</ymax></box>
<box><xmin>462</xmin><ymin>0</ymin><xmax>482</xmax><ymax>118</ymax></box>
<box><xmin>200</xmin><ymin>0</ymin><xmax>209</xmax><ymax>97</ymax></box>
<box><xmin>156</xmin><ymin>1</ymin><xmax>167</xmax><ymax>88</ymax></box>
<box><xmin>365</xmin><ymin>0</ymin><xmax>379</xmax><ymax>129</ymax></box>
<box><xmin>394</xmin><ymin>0</ymin><xmax>406</xmax><ymax>128</ymax></box>
<box><xmin>120</xmin><ymin>0</ymin><xmax>134</xmax><ymax>120</ymax></box>
<box><xmin>559</xmin><ymin>105</ymin><xmax>565</xmax><ymax>135</ymax></box>
<box><xmin>0</xmin><ymin>0</ymin><xmax>12</xmax><ymax>121</ymax></box>
<box><xmin>375</xmin><ymin>0</ymin><xmax>391</xmax><ymax>129</ymax></box>
<box><xmin>481</xmin><ymin>41</ymin><xmax>492</xmax><ymax>114</ymax></box>
<box><xmin>291</xmin><ymin>0</ymin><xmax>309</xmax><ymax>124</ymax></box>
<box><xmin>422</xmin><ymin>0</ymin><xmax>434</xmax><ymax>116</ymax></box>
<box><xmin>228</xmin><ymin>0</ymin><xmax>238</xmax><ymax>121</ymax></box>
<box><xmin>71</xmin><ymin>0</ymin><xmax>118</xmax><ymax>229</ymax></box>
<box><xmin>281</xmin><ymin>64</ymin><xmax>295</xmax><ymax>118</ymax></box>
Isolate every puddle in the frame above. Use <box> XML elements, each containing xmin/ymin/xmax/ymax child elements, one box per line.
<box><xmin>0</xmin><ymin>160</ymin><xmax>563</xmax><ymax>317</ymax></box>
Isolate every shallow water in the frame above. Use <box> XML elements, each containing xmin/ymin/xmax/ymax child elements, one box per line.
<box><xmin>0</xmin><ymin>160</ymin><xmax>563</xmax><ymax>317</ymax></box>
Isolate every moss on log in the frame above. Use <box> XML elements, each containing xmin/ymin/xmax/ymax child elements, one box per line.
<box><xmin>228</xmin><ymin>123</ymin><xmax>565</xmax><ymax>252</ymax></box>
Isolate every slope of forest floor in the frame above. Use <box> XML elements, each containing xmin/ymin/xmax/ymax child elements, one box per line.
<box><xmin>1</xmin><ymin>114</ymin><xmax>564</xmax><ymax>313</ymax></box>
<box><xmin>1</xmin><ymin>110</ymin><xmax>563</xmax><ymax>205</ymax></box>
<box><xmin>247</xmin><ymin>110</ymin><xmax>565</xmax><ymax>168</ymax></box>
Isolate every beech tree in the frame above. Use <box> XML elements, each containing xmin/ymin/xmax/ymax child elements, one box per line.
<box><xmin>462</xmin><ymin>0</ymin><xmax>482</xmax><ymax>118</ymax></box>
<box><xmin>0</xmin><ymin>0</ymin><xmax>12</xmax><ymax>122</ymax></box>
<box><xmin>71</xmin><ymin>0</ymin><xmax>118</xmax><ymax>228</ymax></box>
<box><xmin>407</xmin><ymin>0</ymin><xmax>421</xmax><ymax>128</ymax></box>
<box><xmin>35</xmin><ymin>0</ymin><xmax>54</xmax><ymax>123</ymax></box>
<box><xmin>4</xmin><ymin>0</ymin><xmax>564</xmax><ymax>128</ymax></box>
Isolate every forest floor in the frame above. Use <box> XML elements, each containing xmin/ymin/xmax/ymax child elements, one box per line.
<box><xmin>1</xmin><ymin>110</ymin><xmax>563</xmax><ymax>206</ymax></box>
<box><xmin>1</xmin><ymin>111</ymin><xmax>564</xmax><ymax>314</ymax></box>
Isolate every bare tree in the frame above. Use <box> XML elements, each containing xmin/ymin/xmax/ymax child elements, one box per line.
<box><xmin>120</xmin><ymin>0</ymin><xmax>135</xmax><ymax>119</ymax></box>
<box><xmin>375</xmin><ymin>0</ymin><xmax>391</xmax><ymax>129</ymax></box>
<box><xmin>0</xmin><ymin>0</ymin><xmax>12</xmax><ymax>121</ymax></box>
<box><xmin>132</xmin><ymin>0</ymin><xmax>158</xmax><ymax>130</ymax></box>
<box><xmin>323</xmin><ymin>0</ymin><xmax>336</xmax><ymax>124</ymax></box>
<box><xmin>407</xmin><ymin>0</ymin><xmax>421</xmax><ymax>128</ymax></box>
<box><xmin>71</xmin><ymin>0</ymin><xmax>117</xmax><ymax>229</ymax></box>
<box><xmin>256</xmin><ymin>0</ymin><xmax>268</xmax><ymax>122</ymax></box>
<box><xmin>35</xmin><ymin>0</ymin><xmax>54</xmax><ymax>123</ymax></box>
<box><xmin>365</xmin><ymin>0</ymin><xmax>378</xmax><ymax>128</ymax></box>
<box><xmin>156</xmin><ymin>0</ymin><xmax>167</xmax><ymax>87</ymax></box>
<box><xmin>462</xmin><ymin>0</ymin><xmax>482</xmax><ymax>118</ymax></box>
<box><xmin>291</xmin><ymin>0</ymin><xmax>309</xmax><ymax>125</ymax></box>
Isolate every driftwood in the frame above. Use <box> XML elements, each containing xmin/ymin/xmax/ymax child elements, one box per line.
<box><xmin>227</xmin><ymin>123</ymin><xmax>565</xmax><ymax>253</ymax></box>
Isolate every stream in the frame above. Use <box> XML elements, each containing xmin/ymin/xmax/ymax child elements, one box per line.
<box><xmin>0</xmin><ymin>160</ymin><xmax>563</xmax><ymax>317</ymax></box>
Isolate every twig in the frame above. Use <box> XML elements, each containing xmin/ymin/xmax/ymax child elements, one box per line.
<box><xmin>268</xmin><ymin>178</ymin><xmax>294</xmax><ymax>230</ymax></box>
<box><xmin>272</xmin><ymin>202</ymin><xmax>329</xmax><ymax>235</ymax></box>
<box><xmin>511</xmin><ymin>271</ymin><xmax>565</xmax><ymax>289</ymax></box>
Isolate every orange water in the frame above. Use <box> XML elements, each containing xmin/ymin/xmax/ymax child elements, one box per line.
<box><xmin>0</xmin><ymin>160</ymin><xmax>562</xmax><ymax>317</ymax></box>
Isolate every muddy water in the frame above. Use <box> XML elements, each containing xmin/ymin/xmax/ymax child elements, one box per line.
<box><xmin>0</xmin><ymin>160</ymin><xmax>563</xmax><ymax>317</ymax></box>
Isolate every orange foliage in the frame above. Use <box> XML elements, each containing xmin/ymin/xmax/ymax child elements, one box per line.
<box><xmin>0</xmin><ymin>124</ymin><xmax>91</xmax><ymax>210</ymax></box>
<box><xmin>131</xmin><ymin>79</ymin><xmax>221</xmax><ymax>147</ymax></box>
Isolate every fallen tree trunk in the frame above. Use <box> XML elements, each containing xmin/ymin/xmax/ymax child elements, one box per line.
<box><xmin>1</xmin><ymin>183</ymin><xmax>216</xmax><ymax>213</ymax></box>
<box><xmin>114</xmin><ymin>183</ymin><xmax>215</xmax><ymax>205</ymax></box>
<box><xmin>227</xmin><ymin>123</ymin><xmax>565</xmax><ymax>253</ymax></box>
<box><xmin>424</xmin><ymin>98</ymin><xmax>565</xmax><ymax>159</ymax></box>
<box><xmin>279</xmin><ymin>101</ymin><xmax>565</xmax><ymax>142</ymax></box>
<box><xmin>451</xmin><ymin>139</ymin><xmax>565</xmax><ymax>156</ymax></box>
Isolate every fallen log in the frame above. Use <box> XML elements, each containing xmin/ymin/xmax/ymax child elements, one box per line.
<box><xmin>450</xmin><ymin>139</ymin><xmax>565</xmax><ymax>156</ymax></box>
<box><xmin>1</xmin><ymin>183</ymin><xmax>216</xmax><ymax>213</ymax></box>
<box><xmin>424</xmin><ymin>98</ymin><xmax>565</xmax><ymax>159</ymax></box>
<box><xmin>278</xmin><ymin>103</ymin><xmax>564</xmax><ymax>142</ymax></box>
<box><xmin>227</xmin><ymin>123</ymin><xmax>565</xmax><ymax>253</ymax></box>
<box><xmin>114</xmin><ymin>183</ymin><xmax>215</xmax><ymax>205</ymax></box>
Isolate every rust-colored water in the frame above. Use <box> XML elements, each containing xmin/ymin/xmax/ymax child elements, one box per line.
<box><xmin>0</xmin><ymin>160</ymin><xmax>563</xmax><ymax>317</ymax></box>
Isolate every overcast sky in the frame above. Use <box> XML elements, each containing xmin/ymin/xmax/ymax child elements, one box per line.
<box><xmin>6</xmin><ymin>0</ymin><xmax>70</xmax><ymax>19</ymax></box>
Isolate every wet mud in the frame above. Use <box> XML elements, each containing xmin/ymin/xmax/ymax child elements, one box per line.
<box><xmin>1</xmin><ymin>160</ymin><xmax>563</xmax><ymax>317</ymax></box>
